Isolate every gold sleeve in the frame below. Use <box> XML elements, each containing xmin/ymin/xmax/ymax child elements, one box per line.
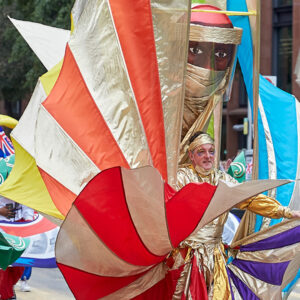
<box><xmin>176</xmin><ymin>170</ymin><xmax>190</xmax><ymax>190</ymax></box>
<box><xmin>236</xmin><ymin>194</ymin><xmax>293</xmax><ymax>219</ymax></box>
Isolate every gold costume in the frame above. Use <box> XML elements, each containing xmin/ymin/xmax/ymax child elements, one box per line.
<box><xmin>172</xmin><ymin>165</ymin><xmax>292</xmax><ymax>299</ymax></box>
<box><xmin>179</xmin><ymin>24</ymin><xmax>242</xmax><ymax>165</ymax></box>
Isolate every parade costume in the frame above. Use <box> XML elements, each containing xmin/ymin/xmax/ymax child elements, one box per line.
<box><xmin>180</xmin><ymin>5</ymin><xmax>242</xmax><ymax>164</ymax></box>
<box><xmin>5</xmin><ymin>1</ymin><xmax>300</xmax><ymax>299</ymax></box>
<box><xmin>175</xmin><ymin>164</ymin><xmax>296</xmax><ymax>299</ymax></box>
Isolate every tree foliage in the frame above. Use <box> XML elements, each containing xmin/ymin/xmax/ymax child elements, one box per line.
<box><xmin>0</xmin><ymin>0</ymin><xmax>74</xmax><ymax>111</ymax></box>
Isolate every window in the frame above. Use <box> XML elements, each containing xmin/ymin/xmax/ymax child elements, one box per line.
<box><xmin>277</xmin><ymin>0</ymin><xmax>292</xmax><ymax>5</ymax></box>
<box><xmin>273</xmin><ymin>1</ymin><xmax>292</xmax><ymax>93</ymax></box>
<box><xmin>277</xmin><ymin>26</ymin><xmax>292</xmax><ymax>92</ymax></box>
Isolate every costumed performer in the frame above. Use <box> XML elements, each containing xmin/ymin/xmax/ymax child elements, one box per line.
<box><xmin>166</xmin><ymin>131</ymin><xmax>300</xmax><ymax>299</ymax></box>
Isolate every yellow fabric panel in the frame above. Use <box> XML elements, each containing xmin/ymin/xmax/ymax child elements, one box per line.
<box><xmin>40</xmin><ymin>60</ymin><xmax>63</xmax><ymax>96</ymax></box>
<box><xmin>207</xmin><ymin>114</ymin><xmax>214</xmax><ymax>138</ymax></box>
<box><xmin>70</xmin><ymin>13</ymin><xmax>74</xmax><ymax>33</ymax></box>
<box><xmin>0</xmin><ymin>137</ymin><xmax>64</xmax><ymax>220</ymax></box>
<box><xmin>0</xmin><ymin>115</ymin><xmax>18</xmax><ymax>129</ymax></box>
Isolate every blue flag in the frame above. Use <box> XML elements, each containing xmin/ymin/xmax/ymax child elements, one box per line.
<box><xmin>0</xmin><ymin>126</ymin><xmax>14</xmax><ymax>158</ymax></box>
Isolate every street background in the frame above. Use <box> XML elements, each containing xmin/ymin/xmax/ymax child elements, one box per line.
<box><xmin>15</xmin><ymin>268</ymin><xmax>75</xmax><ymax>300</ymax></box>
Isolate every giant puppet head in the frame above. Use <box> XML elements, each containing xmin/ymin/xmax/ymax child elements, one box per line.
<box><xmin>180</xmin><ymin>5</ymin><xmax>242</xmax><ymax>163</ymax></box>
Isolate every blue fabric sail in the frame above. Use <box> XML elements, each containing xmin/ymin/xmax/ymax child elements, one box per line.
<box><xmin>227</xmin><ymin>0</ymin><xmax>299</xmax><ymax>230</ymax></box>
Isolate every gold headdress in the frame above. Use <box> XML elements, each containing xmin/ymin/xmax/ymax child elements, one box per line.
<box><xmin>188</xmin><ymin>133</ymin><xmax>214</xmax><ymax>152</ymax></box>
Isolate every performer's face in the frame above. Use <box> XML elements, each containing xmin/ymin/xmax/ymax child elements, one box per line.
<box><xmin>188</xmin><ymin>41</ymin><xmax>234</xmax><ymax>71</ymax></box>
<box><xmin>189</xmin><ymin>143</ymin><xmax>215</xmax><ymax>171</ymax></box>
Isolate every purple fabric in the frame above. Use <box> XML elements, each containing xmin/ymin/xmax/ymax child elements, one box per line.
<box><xmin>226</xmin><ymin>268</ymin><xmax>235</xmax><ymax>300</ymax></box>
<box><xmin>240</xmin><ymin>225</ymin><xmax>300</xmax><ymax>252</ymax></box>
<box><xmin>232</xmin><ymin>259</ymin><xmax>289</xmax><ymax>285</ymax></box>
<box><xmin>228</xmin><ymin>269</ymin><xmax>259</xmax><ymax>300</ymax></box>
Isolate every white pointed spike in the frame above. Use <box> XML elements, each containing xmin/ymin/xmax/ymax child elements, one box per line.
<box><xmin>9</xmin><ymin>16</ymin><xmax>70</xmax><ymax>70</ymax></box>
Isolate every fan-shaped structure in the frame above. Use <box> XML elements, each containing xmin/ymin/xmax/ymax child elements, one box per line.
<box><xmin>56</xmin><ymin>166</ymin><xmax>290</xmax><ymax>299</ymax></box>
<box><xmin>0</xmin><ymin>0</ymin><xmax>190</xmax><ymax>221</ymax></box>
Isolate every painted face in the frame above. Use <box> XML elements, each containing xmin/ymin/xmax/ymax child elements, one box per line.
<box><xmin>188</xmin><ymin>41</ymin><xmax>234</xmax><ymax>71</ymax></box>
<box><xmin>189</xmin><ymin>143</ymin><xmax>215</xmax><ymax>171</ymax></box>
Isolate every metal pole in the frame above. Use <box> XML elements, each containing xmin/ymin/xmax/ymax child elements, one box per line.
<box><xmin>247</xmin><ymin>99</ymin><xmax>252</xmax><ymax>150</ymax></box>
<box><xmin>251</xmin><ymin>0</ymin><xmax>261</xmax><ymax>180</ymax></box>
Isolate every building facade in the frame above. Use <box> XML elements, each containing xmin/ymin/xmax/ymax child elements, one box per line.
<box><xmin>222</xmin><ymin>0</ymin><xmax>300</xmax><ymax>160</ymax></box>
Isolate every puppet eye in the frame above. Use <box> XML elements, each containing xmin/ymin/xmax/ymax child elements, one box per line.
<box><xmin>215</xmin><ymin>49</ymin><xmax>228</xmax><ymax>58</ymax></box>
<box><xmin>190</xmin><ymin>46</ymin><xmax>203</xmax><ymax>55</ymax></box>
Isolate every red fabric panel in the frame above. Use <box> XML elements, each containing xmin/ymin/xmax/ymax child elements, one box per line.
<box><xmin>166</xmin><ymin>182</ymin><xmax>216</xmax><ymax>247</ymax></box>
<box><xmin>75</xmin><ymin>167</ymin><xmax>164</xmax><ymax>266</ymax></box>
<box><xmin>38</xmin><ymin>167</ymin><xmax>76</xmax><ymax>216</ymax></box>
<box><xmin>189</xmin><ymin>256</ymin><xmax>208</xmax><ymax>299</ymax></box>
<box><xmin>109</xmin><ymin>0</ymin><xmax>168</xmax><ymax>181</ymax></box>
<box><xmin>164</xmin><ymin>183</ymin><xmax>177</xmax><ymax>203</ymax></box>
<box><xmin>43</xmin><ymin>45</ymin><xmax>129</xmax><ymax>170</ymax></box>
<box><xmin>191</xmin><ymin>5</ymin><xmax>232</xmax><ymax>26</ymax></box>
<box><xmin>133</xmin><ymin>265</ymin><xmax>185</xmax><ymax>300</ymax></box>
<box><xmin>58</xmin><ymin>263</ymin><xmax>147</xmax><ymax>300</ymax></box>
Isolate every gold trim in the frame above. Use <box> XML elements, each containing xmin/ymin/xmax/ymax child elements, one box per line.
<box><xmin>189</xmin><ymin>24</ymin><xmax>243</xmax><ymax>44</ymax></box>
<box><xmin>191</xmin><ymin>9</ymin><xmax>257</xmax><ymax>16</ymax></box>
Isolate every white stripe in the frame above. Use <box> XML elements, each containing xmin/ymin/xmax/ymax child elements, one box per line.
<box><xmin>258</xmin><ymin>96</ymin><xmax>277</xmax><ymax>198</ymax></box>
<box><xmin>11</xmin><ymin>80</ymin><xmax>47</xmax><ymax>158</ymax></box>
<box><xmin>289</xmin><ymin>97</ymin><xmax>300</xmax><ymax>211</ymax></box>
<box><xmin>0</xmin><ymin>214</ymin><xmax>43</xmax><ymax>228</ymax></box>
<box><xmin>35</xmin><ymin>106</ymin><xmax>100</xmax><ymax>195</ymax></box>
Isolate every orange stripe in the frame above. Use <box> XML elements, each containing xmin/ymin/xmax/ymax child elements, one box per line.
<box><xmin>1</xmin><ymin>217</ymin><xmax>57</xmax><ymax>237</ymax></box>
<box><xmin>38</xmin><ymin>167</ymin><xmax>77</xmax><ymax>216</ymax></box>
<box><xmin>109</xmin><ymin>0</ymin><xmax>168</xmax><ymax>180</ymax></box>
<box><xmin>43</xmin><ymin>45</ymin><xmax>129</xmax><ymax>170</ymax></box>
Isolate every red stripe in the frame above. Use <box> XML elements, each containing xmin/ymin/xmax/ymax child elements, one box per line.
<box><xmin>75</xmin><ymin>167</ymin><xmax>165</xmax><ymax>266</ymax></box>
<box><xmin>109</xmin><ymin>0</ymin><xmax>168</xmax><ymax>180</ymax></box>
<box><xmin>43</xmin><ymin>45</ymin><xmax>129</xmax><ymax>170</ymax></box>
<box><xmin>189</xmin><ymin>256</ymin><xmax>208</xmax><ymax>299</ymax></box>
<box><xmin>166</xmin><ymin>182</ymin><xmax>216</xmax><ymax>247</ymax></box>
<box><xmin>58</xmin><ymin>263</ymin><xmax>148</xmax><ymax>300</ymax></box>
<box><xmin>38</xmin><ymin>167</ymin><xmax>77</xmax><ymax>216</ymax></box>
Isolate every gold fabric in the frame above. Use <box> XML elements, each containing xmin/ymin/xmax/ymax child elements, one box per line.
<box><xmin>121</xmin><ymin>167</ymin><xmax>173</xmax><ymax>256</ymax></box>
<box><xmin>237</xmin><ymin>242</ymin><xmax>300</xmax><ymax>263</ymax></box>
<box><xmin>69</xmin><ymin>0</ymin><xmax>152</xmax><ymax>169</ymax></box>
<box><xmin>192</xmin><ymin>0</ymin><xmax>226</xmax><ymax>11</ymax></box>
<box><xmin>172</xmin><ymin>262</ymin><xmax>192</xmax><ymax>299</ymax></box>
<box><xmin>181</xmin><ymin>64</ymin><xmax>229</xmax><ymax>142</ymax></box>
<box><xmin>173</xmin><ymin>165</ymin><xmax>290</xmax><ymax>299</ymax></box>
<box><xmin>212</xmin><ymin>245</ymin><xmax>232</xmax><ymax>300</ymax></box>
<box><xmin>236</xmin><ymin>194</ymin><xmax>289</xmax><ymax>219</ymax></box>
<box><xmin>101</xmin><ymin>262</ymin><xmax>168</xmax><ymax>300</ymax></box>
<box><xmin>189</xmin><ymin>24</ymin><xmax>243</xmax><ymax>45</ymax></box>
<box><xmin>150</xmin><ymin>1</ymin><xmax>190</xmax><ymax>186</ymax></box>
<box><xmin>188</xmin><ymin>133</ymin><xmax>214</xmax><ymax>152</ymax></box>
